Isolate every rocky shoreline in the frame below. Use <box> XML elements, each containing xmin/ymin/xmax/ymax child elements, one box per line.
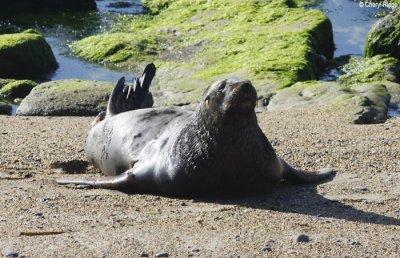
<box><xmin>1</xmin><ymin>1</ymin><xmax>399</xmax><ymax>123</ymax></box>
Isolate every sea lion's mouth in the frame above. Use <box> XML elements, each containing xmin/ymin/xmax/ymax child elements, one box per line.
<box><xmin>225</xmin><ymin>95</ymin><xmax>257</xmax><ymax>117</ymax></box>
<box><xmin>225</xmin><ymin>82</ymin><xmax>257</xmax><ymax>112</ymax></box>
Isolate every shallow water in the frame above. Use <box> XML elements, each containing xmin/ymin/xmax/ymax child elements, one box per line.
<box><xmin>47</xmin><ymin>36</ymin><xmax>136</xmax><ymax>82</ymax></box>
<box><xmin>0</xmin><ymin>0</ymin><xmax>144</xmax><ymax>83</ymax></box>
<box><xmin>312</xmin><ymin>0</ymin><xmax>394</xmax><ymax>57</ymax></box>
<box><xmin>388</xmin><ymin>103</ymin><xmax>400</xmax><ymax>117</ymax></box>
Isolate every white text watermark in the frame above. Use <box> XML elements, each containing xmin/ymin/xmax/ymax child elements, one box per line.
<box><xmin>359</xmin><ymin>1</ymin><xmax>398</xmax><ymax>10</ymax></box>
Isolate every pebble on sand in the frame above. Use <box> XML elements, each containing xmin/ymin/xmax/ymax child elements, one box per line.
<box><xmin>155</xmin><ymin>252</ymin><xmax>169</xmax><ymax>257</ymax></box>
<box><xmin>297</xmin><ymin>234</ymin><xmax>310</xmax><ymax>243</ymax></box>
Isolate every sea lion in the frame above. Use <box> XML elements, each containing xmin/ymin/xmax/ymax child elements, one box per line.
<box><xmin>56</xmin><ymin>64</ymin><xmax>334</xmax><ymax>197</ymax></box>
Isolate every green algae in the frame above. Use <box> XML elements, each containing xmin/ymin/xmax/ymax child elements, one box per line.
<box><xmin>337</xmin><ymin>55</ymin><xmax>400</xmax><ymax>86</ymax></box>
<box><xmin>36</xmin><ymin>79</ymin><xmax>112</xmax><ymax>92</ymax></box>
<box><xmin>364</xmin><ymin>8</ymin><xmax>400</xmax><ymax>60</ymax></box>
<box><xmin>72</xmin><ymin>0</ymin><xmax>334</xmax><ymax>106</ymax></box>
<box><xmin>0</xmin><ymin>79</ymin><xmax>37</xmax><ymax>99</ymax></box>
<box><xmin>267</xmin><ymin>79</ymin><xmax>393</xmax><ymax>123</ymax></box>
<box><xmin>0</xmin><ymin>29</ymin><xmax>58</xmax><ymax>78</ymax></box>
<box><xmin>72</xmin><ymin>33</ymin><xmax>161</xmax><ymax>64</ymax></box>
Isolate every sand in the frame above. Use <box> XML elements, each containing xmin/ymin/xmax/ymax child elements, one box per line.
<box><xmin>0</xmin><ymin>107</ymin><xmax>399</xmax><ymax>257</ymax></box>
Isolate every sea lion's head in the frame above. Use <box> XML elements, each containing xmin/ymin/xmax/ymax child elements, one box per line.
<box><xmin>200</xmin><ymin>78</ymin><xmax>257</xmax><ymax>122</ymax></box>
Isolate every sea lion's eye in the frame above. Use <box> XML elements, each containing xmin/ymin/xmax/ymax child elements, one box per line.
<box><xmin>218</xmin><ymin>81</ymin><xmax>226</xmax><ymax>91</ymax></box>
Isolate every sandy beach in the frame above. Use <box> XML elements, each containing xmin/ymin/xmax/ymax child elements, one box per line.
<box><xmin>1</xmin><ymin>107</ymin><xmax>399</xmax><ymax>257</ymax></box>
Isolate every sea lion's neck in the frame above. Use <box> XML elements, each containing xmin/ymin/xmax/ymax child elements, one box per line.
<box><xmin>172</xmin><ymin>110</ymin><xmax>264</xmax><ymax>179</ymax></box>
<box><xmin>177</xmin><ymin>110</ymin><xmax>261</xmax><ymax>152</ymax></box>
<box><xmin>195</xmin><ymin>110</ymin><xmax>258</xmax><ymax>137</ymax></box>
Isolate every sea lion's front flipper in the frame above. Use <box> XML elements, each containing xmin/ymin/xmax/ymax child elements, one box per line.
<box><xmin>56</xmin><ymin>171</ymin><xmax>136</xmax><ymax>191</ymax></box>
<box><xmin>106</xmin><ymin>63</ymin><xmax>156</xmax><ymax>117</ymax></box>
<box><xmin>279</xmin><ymin>158</ymin><xmax>334</xmax><ymax>183</ymax></box>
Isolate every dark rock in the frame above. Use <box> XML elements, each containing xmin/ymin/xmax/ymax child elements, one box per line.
<box><xmin>5</xmin><ymin>252</ymin><xmax>18</xmax><ymax>257</ymax></box>
<box><xmin>16</xmin><ymin>79</ymin><xmax>153</xmax><ymax>116</ymax></box>
<box><xmin>352</xmin><ymin>186</ymin><xmax>368</xmax><ymax>192</ymax></box>
<box><xmin>365</xmin><ymin>9</ymin><xmax>400</xmax><ymax>59</ymax></box>
<box><xmin>262</xmin><ymin>245</ymin><xmax>272</xmax><ymax>252</ymax></box>
<box><xmin>0</xmin><ymin>101</ymin><xmax>12</xmax><ymax>115</ymax></box>
<box><xmin>316</xmin><ymin>54</ymin><xmax>327</xmax><ymax>71</ymax></box>
<box><xmin>296</xmin><ymin>234</ymin><xmax>310</xmax><ymax>243</ymax></box>
<box><xmin>0</xmin><ymin>30</ymin><xmax>58</xmax><ymax>79</ymax></box>
<box><xmin>107</xmin><ymin>2</ymin><xmax>133</xmax><ymax>8</ymax></box>
<box><xmin>155</xmin><ymin>252</ymin><xmax>169</xmax><ymax>257</ymax></box>
<box><xmin>262</xmin><ymin>93</ymin><xmax>276</xmax><ymax>107</ymax></box>
<box><xmin>0</xmin><ymin>80</ymin><xmax>37</xmax><ymax>99</ymax></box>
<box><xmin>0</xmin><ymin>0</ymin><xmax>96</xmax><ymax>11</ymax></box>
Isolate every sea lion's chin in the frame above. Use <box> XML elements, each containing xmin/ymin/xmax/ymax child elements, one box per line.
<box><xmin>224</xmin><ymin>99</ymin><xmax>256</xmax><ymax>118</ymax></box>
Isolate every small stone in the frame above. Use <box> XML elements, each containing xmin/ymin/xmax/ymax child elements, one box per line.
<box><xmin>155</xmin><ymin>252</ymin><xmax>169</xmax><ymax>257</ymax></box>
<box><xmin>352</xmin><ymin>186</ymin><xmax>368</xmax><ymax>192</ymax></box>
<box><xmin>139</xmin><ymin>252</ymin><xmax>149</xmax><ymax>257</ymax></box>
<box><xmin>262</xmin><ymin>245</ymin><xmax>272</xmax><ymax>252</ymax></box>
<box><xmin>192</xmin><ymin>248</ymin><xmax>200</xmax><ymax>252</ymax></box>
<box><xmin>351</xmin><ymin>241</ymin><xmax>361</xmax><ymax>246</ymax></box>
<box><xmin>6</xmin><ymin>252</ymin><xmax>18</xmax><ymax>257</ymax></box>
<box><xmin>34</xmin><ymin>212</ymin><xmax>43</xmax><ymax>217</ymax></box>
<box><xmin>42</xmin><ymin>197</ymin><xmax>51</xmax><ymax>201</ymax></box>
<box><xmin>180</xmin><ymin>202</ymin><xmax>187</xmax><ymax>206</ymax></box>
<box><xmin>296</xmin><ymin>234</ymin><xmax>310</xmax><ymax>243</ymax></box>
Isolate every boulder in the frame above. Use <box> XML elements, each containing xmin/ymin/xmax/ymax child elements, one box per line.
<box><xmin>0</xmin><ymin>29</ymin><xmax>58</xmax><ymax>79</ymax></box>
<box><xmin>337</xmin><ymin>55</ymin><xmax>400</xmax><ymax>85</ymax></box>
<box><xmin>72</xmin><ymin>0</ymin><xmax>334</xmax><ymax>106</ymax></box>
<box><xmin>0</xmin><ymin>80</ymin><xmax>37</xmax><ymax>99</ymax></box>
<box><xmin>266</xmin><ymin>81</ymin><xmax>394</xmax><ymax>124</ymax></box>
<box><xmin>16</xmin><ymin>79</ymin><xmax>153</xmax><ymax>116</ymax></box>
<box><xmin>365</xmin><ymin>8</ymin><xmax>400</xmax><ymax>59</ymax></box>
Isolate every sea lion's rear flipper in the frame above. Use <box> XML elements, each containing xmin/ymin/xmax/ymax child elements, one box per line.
<box><xmin>56</xmin><ymin>172</ymin><xmax>136</xmax><ymax>191</ymax></box>
<box><xmin>106</xmin><ymin>63</ymin><xmax>156</xmax><ymax>117</ymax></box>
<box><xmin>280</xmin><ymin>158</ymin><xmax>334</xmax><ymax>183</ymax></box>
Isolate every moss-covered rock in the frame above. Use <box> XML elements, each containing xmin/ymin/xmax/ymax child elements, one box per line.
<box><xmin>72</xmin><ymin>33</ymin><xmax>160</xmax><ymax>64</ymax></box>
<box><xmin>266</xmin><ymin>80</ymin><xmax>394</xmax><ymax>123</ymax></box>
<box><xmin>337</xmin><ymin>55</ymin><xmax>400</xmax><ymax>85</ymax></box>
<box><xmin>0</xmin><ymin>0</ymin><xmax>96</xmax><ymax>11</ymax></box>
<box><xmin>16</xmin><ymin>79</ymin><xmax>153</xmax><ymax>116</ymax></box>
<box><xmin>72</xmin><ymin>0</ymin><xmax>334</xmax><ymax>106</ymax></box>
<box><xmin>365</xmin><ymin>8</ymin><xmax>400</xmax><ymax>59</ymax></box>
<box><xmin>0</xmin><ymin>29</ymin><xmax>58</xmax><ymax>79</ymax></box>
<box><xmin>0</xmin><ymin>80</ymin><xmax>37</xmax><ymax>99</ymax></box>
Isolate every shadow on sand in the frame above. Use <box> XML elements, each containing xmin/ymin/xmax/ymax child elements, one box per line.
<box><xmin>198</xmin><ymin>175</ymin><xmax>400</xmax><ymax>226</ymax></box>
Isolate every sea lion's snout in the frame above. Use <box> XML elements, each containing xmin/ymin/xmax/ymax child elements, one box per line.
<box><xmin>226</xmin><ymin>79</ymin><xmax>257</xmax><ymax>110</ymax></box>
